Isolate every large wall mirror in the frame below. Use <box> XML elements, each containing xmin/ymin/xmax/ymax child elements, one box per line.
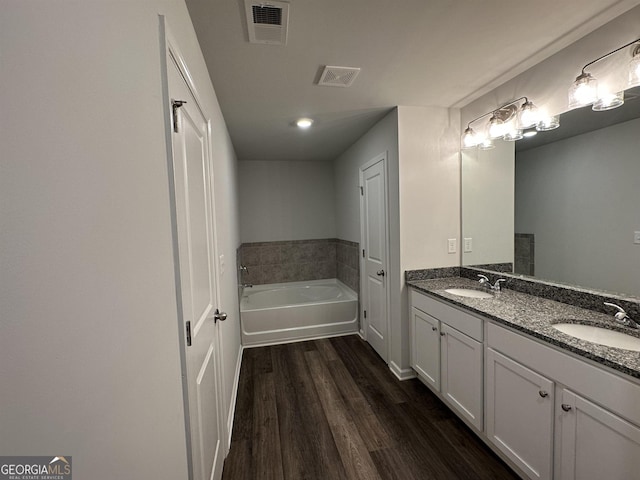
<box><xmin>462</xmin><ymin>86</ymin><xmax>640</xmax><ymax>299</ymax></box>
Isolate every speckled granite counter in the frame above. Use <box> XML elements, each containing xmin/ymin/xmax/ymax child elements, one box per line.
<box><xmin>408</xmin><ymin>277</ymin><xmax>640</xmax><ymax>379</ymax></box>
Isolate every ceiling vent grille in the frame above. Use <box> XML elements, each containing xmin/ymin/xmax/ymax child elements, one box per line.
<box><xmin>244</xmin><ymin>1</ymin><xmax>289</xmax><ymax>45</ymax></box>
<box><xmin>318</xmin><ymin>66</ymin><xmax>361</xmax><ymax>87</ymax></box>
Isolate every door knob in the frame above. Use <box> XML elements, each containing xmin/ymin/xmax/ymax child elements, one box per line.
<box><xmin>213</xmin><ymin>309</ymin><xmax>227</xmax><ymax>323</ymax></box>
<box><xmin>376</xmin><ymin>270</ymin><xmax>385</xmax><ymax>276</ymax></box>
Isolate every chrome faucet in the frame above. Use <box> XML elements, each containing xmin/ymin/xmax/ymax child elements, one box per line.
<box><xmin>604</xmin><ymin>302</ymin><xmax>639</xmax><ymax>329</ymax></box>
<box><xmin>478</xmin><ymin>274</ymin><xmax>506</xmax><ymax>291</ymax></box>
<box><xmin>240</xmin><ymin>283</ymin><xmax>253</xmax><ymax>289</ymax></box>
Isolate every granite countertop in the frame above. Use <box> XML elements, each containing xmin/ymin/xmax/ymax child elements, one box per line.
<box><xmin>408</xmin><ymin>277</ymin><xmax>640</xmax><ymax>379</ymax></box>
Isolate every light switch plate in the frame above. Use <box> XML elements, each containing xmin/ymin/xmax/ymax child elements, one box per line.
<box><xmin>464</xmin><ymin>237</ymin><xmax>473</xmax><ymax>253</ymax></box>
<box><xmin>448</xmin><ymin>238</ymin><xmax>457</xmax><ymax>254</ymax></box>
<box><xmin>634</xmin><ymin>231</ymin><xmax>640</xmax><ymax>245</ymax></box>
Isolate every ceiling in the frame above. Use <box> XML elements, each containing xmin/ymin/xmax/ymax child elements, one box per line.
<box><xmin>186</xmin><ymin>0</ymin><xmax>639</xmax><ymax>162</ymax></box>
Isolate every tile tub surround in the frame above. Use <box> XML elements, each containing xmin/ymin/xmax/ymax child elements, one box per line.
<box><xmin>336</xmin><ymin>239</ymin><xmax>359</xmax><ymax>292</ymax></box>
<box><xmin>238</xmin><ymin>239</ymin><xmax>359</xmax><ymax>290</ymax></box>
<box><xmin>407</xmin><ymin>276</ymin><xmax>640</xmax><ymax>378</ymax></box>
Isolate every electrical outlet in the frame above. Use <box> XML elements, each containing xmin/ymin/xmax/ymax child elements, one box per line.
<box><xmin>464</xmin><ymin>237</ymin><xmax>473</xmax><ymax>253</ymax></box>
<box><xmin>447</xmin><ymin>238</ymin><xmax>457</xmax><ymax>254</ymax></box>
<box><xmin>634</xmin><ymin>231</ymin><xmax>640</xmax><ymax>245</ymax></box>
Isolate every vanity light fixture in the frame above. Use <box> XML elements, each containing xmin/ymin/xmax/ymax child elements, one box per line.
<box><xmin>629</xmin><ymin>44</ymin><xmax>640</xmax><ymax>88</ymax></box>
<box><xmin>536</xmin><ymin>112</ymin><xmax>560</xmax><ymax>131</ymax></box>
<box><xmin>461</xmin><ymin>98</ymin><xmax>547</xmax><ymax>148</ymax></box>
<box><xmin>478</xmin><ymin>137</ymin><xmax>495</xmax><ymax>150</ymax></box>
<box><xmin>461</xmin><ymin>126</ymin><xmax>480</xmax><ymax>149</ymax></box>
<box><xmin>296</xmin><ymin>117</ymin><xmax>314</xmax><ymax>129</ymax></box>
<box><xmin>517</xmin><ymin>100</ymin><xmax>540</xmax><ymax>129</ymax></box>
<box><xmin>522</xmin><ymin>128</ymin><xmax>538</xmax><ymax>138</ymax></box>
<box><xmin>568</xmin><ymin>37</ymin><xmax>640</xmax><ymax>111</ymax></box>
<box><xmin>487</xmin><ymin>114</ymin><xmax>505</xmax><ymax>139</ymax></box>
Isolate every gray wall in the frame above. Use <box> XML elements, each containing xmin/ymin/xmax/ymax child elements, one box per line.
<box><xmin>515</xmin><ymin>117</ymin><xmax>640</xmax><ymax>296</ymax></box>
<box><xmin>238</xmin><ymin>160</ymin><xmax>336</xmax><ymax>243</ymax></box>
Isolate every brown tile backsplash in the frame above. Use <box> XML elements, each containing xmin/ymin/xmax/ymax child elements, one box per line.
<box><xmin>238</xmin><ymin>238</ymin><xmax>359</xmax><ymax>292</ymax></box>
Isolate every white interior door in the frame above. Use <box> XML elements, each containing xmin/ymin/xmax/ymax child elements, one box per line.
<box><xmin>360</xmin><ymin>155</ymin><xmax>389</xmax><ymax>361</ymax></box>
<box><xmin>168</xmin><ymin>49</ymin><xmax>224</xmax><ymax>480</ymax></box>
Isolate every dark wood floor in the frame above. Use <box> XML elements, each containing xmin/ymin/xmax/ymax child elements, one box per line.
<box><xmin>222</xmin><ymin>334</ymin><xmax>519</xmax><ymax>480</ymax></box>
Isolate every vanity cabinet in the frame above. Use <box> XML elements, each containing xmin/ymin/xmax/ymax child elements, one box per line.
<box><xmin>486</xmin><ymin>348</ymin><xmax>554</xmax><ymax>480</ymax></box>
<box><xmin>557</xmin><ymin>388</ymin><xmax>640</xmax><ymax>480</ymax></box>
<box><xmin>441</xmin><ymin>323</ymin><xmax>483</xmax><ymax>429</ymax></box>
<box><xmin>409</xmin><ymin>290</ymin><xmax>483</xmax><ymax>430</ymax></box>
<box><xmin>411</xmin><ymin>306</ymin><xmax>440</xmax><ymax>390</ymax></box>
<box><xmin>487</xmin><ymin>321</ymin><xmax>640</xmax><ymax>480</ymax></box>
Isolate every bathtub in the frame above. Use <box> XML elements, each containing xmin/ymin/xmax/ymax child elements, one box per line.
<box><xmin>240</xmin><ymin>279</ymin><xmax>358</xmax><ymax>346</ymax></box>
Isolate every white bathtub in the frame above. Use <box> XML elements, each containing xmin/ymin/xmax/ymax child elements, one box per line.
<box><xmin>240</xmin><ymin>279</ymin><xmax>358</xmax><ymax>346</ymax></box>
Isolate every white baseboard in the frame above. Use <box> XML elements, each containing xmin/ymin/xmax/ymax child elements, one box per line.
<box><xmin>226</xmin><ymin>344</ymin><xmax>243</xmax><ymax>450</ymax></box>
<box><xmin>389</xmin><ymin>361</ymin><xmax>416</xmax><ymax>381</ymax></box>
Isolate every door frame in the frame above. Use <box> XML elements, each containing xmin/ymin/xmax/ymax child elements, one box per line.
<box><xmin>160</xmin><ymin>17</ymin><xmax>226</xmax><ymax>478</ymax></box>
<box><xmin>358</xmin><ymin>151</ymin><xmax>391</xmax><ymax>361</ymax></box>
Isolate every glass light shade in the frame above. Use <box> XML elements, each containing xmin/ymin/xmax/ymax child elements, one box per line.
<box><xmin>522</xmin><ymin>128</ymin><xmax>537</xmax><ymax>138</ymax></box>
<box><xmin>503</xmin><ymin>129</ymin><xmax>523</xmax><ymax>141</ymax></box>
<box><xmin>629</xmin><ymin>46</ymin><xmax>640</xmax><ymax>88</ymax></box>
<box><xmin>478</xmin><ymin>137</ymin><xmax>495</xmax><ymax>150</ymax></box>
<box><xmin>461</xmin><ymin>126</ymin><xmax>479</xmax><ymax>149</ymax></box>
<box><xmin>501</xmin><ymin>118</ymin><xmax>522</xmax><ymax>141</ymax></box>
<box><xmin>536</xmin><ymin>115</ymin><xmax>560</xmax><ymax>131</ymax></box>
<box><xmin>593</xmin><ymin>91</ymin><xmax>624</xmax><ymax>111</ymax></box>
<box><xmin>517</xmin><ymin>100</ymin><xmax>539</xmax><ymax>129</ymax></box>
<box><xmin>487</xmin><ymin>115</ymin><xmax>505</xmax><ymax>139</ymax></box>
<box><xmin>568</xmin><ymin>72</ymin><xmax>598</xmax><ymax>109</ymax></box>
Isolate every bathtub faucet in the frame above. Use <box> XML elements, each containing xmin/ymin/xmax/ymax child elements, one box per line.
<box><xmin>240</xmin><ymin>283</ymin><xmax>253</xmax><ymax>288</ymax></box>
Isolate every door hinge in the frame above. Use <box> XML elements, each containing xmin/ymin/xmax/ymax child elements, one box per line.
<box><xmin>364</xmin><ymin>310</ymin><xmax>367</xmax><ymax>319</ymax></box>
<box><xmin>172</xmin><ymin>100</ymin><xmax>187</xmax><ymax>133</ymax></box>
<box><xmin>360</xmin><ymin>186</ymin><xmax>364</xmax><ymax>196</ymax></box>
<box><xmin>362</xmin><ymin>249</ymin><xmax>365</xmax><ymax>258</ymax></box>
<box><xmin>185</xmin><ymin>320</ymin><xmax>192</xmax><ymax>346</ymax></box>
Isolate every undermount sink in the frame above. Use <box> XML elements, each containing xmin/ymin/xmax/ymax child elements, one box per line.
<box><xmin>444</xmin><ymin>288</ymin><xmax>494</xmax><ymax>299</ymax></box>
<box><xmin>552</xmin><ymin>323</ymin><xmax>640</xmax><ymax>351</ymax></box>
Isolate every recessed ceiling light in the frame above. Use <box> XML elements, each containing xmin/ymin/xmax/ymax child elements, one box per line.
<box><xmin>296</xmin><ymin>118</ymin><xmax>313</xmax><ymax>129</ymax></box>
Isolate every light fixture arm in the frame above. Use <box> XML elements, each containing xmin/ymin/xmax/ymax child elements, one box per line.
<box><xmin>579</xmin><ymin>37</ymin><xmax>640</xmax><ymax>74</ymax></box>
<box><xmin>465</xmin><ymin>96</ymin><xmax>528</xmax><ymax>128</ymax></box>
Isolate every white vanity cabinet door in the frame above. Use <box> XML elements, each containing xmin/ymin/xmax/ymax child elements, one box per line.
<box><xmin>486</xmin><ymin>348</ymin><xmax>554</xmax><ymax>480</ymax></box>
<box><xmin>411</xmin><ymin>307</ymin><xmax>440</xmax><ymax>390</ymax></box>
<box><xmin>441</xmin><ymin>323</ymin><xmax>483</xmax><ymax>430</ymax></box>
<box><xmin>558</xmin><ymin>389</ymin><xmax>640</xmax><ymax>480</ymax></box>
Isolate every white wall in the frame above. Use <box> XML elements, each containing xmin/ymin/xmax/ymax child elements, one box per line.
<box><xmin>239</xmin><ymin>160</ymin><xmax>336</xmax><ymax>242</ymax></box>
<box><xmin>334</xmin><ymin>110</ymin><xmax>399</xmax><ymax>243</ymax></box>
<box><xmin>397</xmin><ymin>106</ymin><xmax>460</xmax><ymax>372</ymax></box>
<box><xmin>462</xmin><ymin>139</ymin><xmax>515</xmax><ymax>266</ymax></box>
<box><xmin>516</xmin><ymin>118</ymin><xmax>640</xmax><ymax>296</ymax></box>
<box><xmin>0</xmin><ymin>2</ymin><xmax>240</xmax><ymax>479</ymax></box>
<box><xmin>334</xmin><ymin>109</ymin><xmax>399</xmax><ymax>349</ymax></box>
<box><xmin>334</xmin><ymin>106</ymin><xmax>460</xmax><ymax>375</ymax></box>
<box><xmin>461</xmin><ymin>5</ymin><xmax>640</xmax><ymax>124</ymax></box>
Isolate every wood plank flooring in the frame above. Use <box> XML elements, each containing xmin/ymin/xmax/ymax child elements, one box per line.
<box><xmin>222</xmin><ymin>335</ymin><xmax>519</xmax><ymax>480</ymax></box>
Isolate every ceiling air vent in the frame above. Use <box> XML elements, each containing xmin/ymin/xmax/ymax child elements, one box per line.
<box><xmin>318</xmin><ymin>66</ymin><xmax>361</xmax><ymax>87</ymax></box>
<box><xmin>244</xmin><ymin>1</ymin><xmax>289</xmax><ymax>45</ymax></box>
